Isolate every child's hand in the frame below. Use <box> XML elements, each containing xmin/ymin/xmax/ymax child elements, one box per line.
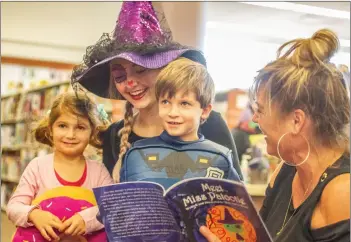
<box><xmin>60</xmin><ymin>213</ymin><xmax>86</xmax><ymax>236</ymax></box>
<box><xmin>28</xmin><ymin>208</ymin><xmax>64</xmax><ymax>241</ymax></box>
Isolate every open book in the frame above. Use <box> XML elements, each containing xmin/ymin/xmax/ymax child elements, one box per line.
<box><xmin>93</xmin><ymin>178</ymin><xmax>272</xmax><ymax>242</ymax></box>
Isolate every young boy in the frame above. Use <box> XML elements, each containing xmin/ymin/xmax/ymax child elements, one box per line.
<box><xmin>119</xmin><ymin>57</ymin><xmax>240</xmax><ymax>188</ymax></box>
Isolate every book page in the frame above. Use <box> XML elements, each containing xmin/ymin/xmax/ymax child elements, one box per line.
<box><xmin>165</xmin><ymin>178</ymin><xmax>272</xmax><ymax>242</ymax></box>
<box><xmin>93</xmin><ymin>182</ymin><xmax>183</xmax><ymax>242</ymax></box>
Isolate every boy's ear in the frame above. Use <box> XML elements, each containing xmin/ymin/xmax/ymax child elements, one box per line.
<box><xmin>201</xmin><ymin>104</ymin><xmax>212</xmax><ymax>120</ymax></box>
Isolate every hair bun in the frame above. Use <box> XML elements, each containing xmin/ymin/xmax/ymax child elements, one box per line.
<box><xmin>310</xmin><ymin>28</ymin><xmax>339</xmax><ymax>62</ymax></box>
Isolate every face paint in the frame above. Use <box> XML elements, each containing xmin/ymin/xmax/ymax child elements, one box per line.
<box><xmin>111</xmin><ymin>65</ymin><xmax>127</xmax><ymax>84</ymax></box>
<box><xmin>127</xmin><ymin>80</ymin><xmax>135</xmax><ymax>87</ymax></box>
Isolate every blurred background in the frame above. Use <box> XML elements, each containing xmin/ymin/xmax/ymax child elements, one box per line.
<box><xmin>1</xmin><ymin>2</ymin><xmax>350</xmax><ymax>241</ymax></box>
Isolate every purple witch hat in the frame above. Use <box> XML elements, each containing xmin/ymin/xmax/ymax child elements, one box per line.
<box><xmin>72</xmin><ymin>1</ymin><xmax>206</xmax><ymax>99</ymax></box>
<box><xmin>114</xmin><ymin>1</ymin><xmax>167</xmax><ymax>45</ymax></box>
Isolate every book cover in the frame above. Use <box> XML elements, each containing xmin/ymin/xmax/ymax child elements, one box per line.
<box><xmin>93</xmin><ymin>178</ymin><xmax>272</xmax><ymax>242</ymax></box>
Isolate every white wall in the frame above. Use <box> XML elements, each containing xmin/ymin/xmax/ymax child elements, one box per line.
<box><xmin>2</xmin><ymin>2</ymin><xmax>350</xmax><ymax>93</ymax></box>
<box><xmin>205</xmin><ymin>2</ymin><xmax>350</xmax><ymax>91</ymax></box>
<box><xmin>2</xmin><ymin>2</ymin><xmax>208</xmax><ymax>63</ymax></box>
<box><xmin>205</xmin><ymin>34</ymin><xmax>350</xmax><ymax>92</ymax></box>
<box><xmin>1</xmin><ymin>2</ymin><xmax>122</xmax><ymax>63</ymax></box>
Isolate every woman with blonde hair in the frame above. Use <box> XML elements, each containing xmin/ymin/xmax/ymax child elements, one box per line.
<box><xmin>71</xmin><ymin>2</ymin><xmax>243</xmax><ymax>182</ymax></box>
<box><xmin>201</xmin><ymin>29</ymin><xmax>350</xmax><ymax>241</ymax></box>
<box><xmin>338</xmin><ymin>64</ymin><xmax>350</xmax><ymax>98</ymax></box>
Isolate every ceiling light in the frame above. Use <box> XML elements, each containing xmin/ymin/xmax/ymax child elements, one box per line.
<box><xmin>240</xmin><ymin>2</ymin><xmax>350</xmax><ymax>20</ymax></box>
<box><xmin>206</xmin><ymin>21</ymin><xmax>350</xmax><ymax>48</ymax></box>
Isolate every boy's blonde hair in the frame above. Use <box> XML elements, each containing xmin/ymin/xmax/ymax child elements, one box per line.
<box><xmin>250</xmin><ymin>29</ymin><xmax>350</xmax><ymax>151</ymax></box>
<box><xmin>155</xmin><ymin>57</ymin><xmax>215</xmax><ymax>108</ymax></box>
<box><xmin>34</xmin><ymin>92</ymin><xmax>110</xmax><ymax>149</ymax></box>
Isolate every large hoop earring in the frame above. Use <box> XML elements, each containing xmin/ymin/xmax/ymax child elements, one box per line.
<box><xmin>277</xmin><ymin>132</ymin><xmax>310</xmax><ymax>167</ymax></box>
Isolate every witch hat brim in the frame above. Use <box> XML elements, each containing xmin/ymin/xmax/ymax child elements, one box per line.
<box><xmin>74</xmin><ymin>49</ymin><xmax>206</xmax><ymax>99</ymax></box>
<box><xmin>71</xmin><ymin>2</ymin><xmax>207</xmax><ymax>99</ymax></box>
<box><xmin>217</xmin><ymin>208</ymin><xmax>244</xmax><ymax>225</ymax></box>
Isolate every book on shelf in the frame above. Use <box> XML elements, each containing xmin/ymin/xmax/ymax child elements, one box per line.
<box><xmin>1</xmin><ymin>95</ymin><xmax>21</xmax><ymax>121</ymax></box>
<box><xmin>2</xmin><ymin>155</ymin><xmax>21</xmax><ymax>181</ymax></box>
<box><xmin>1</xmin><ymin>154</ymin><xmax>10</xmax><ymax>177</ymax></box>
<box><xmin>30</xmin><ymin>92</ymin><xmax>42</xmax><ymax>116</ymax></box>
<box><xmin>21</xmin><ymin>94</ymin><xmax>32</xmax><ymax>119</ymax></box>
<box><xmin>1</xmin><ymin>184</ymin><xmax>8</xmax><ymax>209</ymax></box>
<box><xmin>1</xmin><ymin>125</ymin><xmax>16</xmax><ymax>146</ymax></box>
<box><xmin>15</xmin><ymin>95</ymin><xmax>26</xmax><ymax>121</ymax></box>
<box><xmin>1</xmin><ymin>62</ymin><xmax>75</xmax><ymax>196</ymax></box>
<box><xmin>4</xmin><ymin>82</ymin><xmax>71</xmax><ymax>121</ymax></box>
<box><xmin>43</xmin><ymin>87</ymin><xmax>57</xmax><ymax>111</ymax></box>
<box><xmin>20</xmin><ymin>149</ymin><xmax>40</xmax><ymax>176</ymax></box>
<box><xmin>15</xmin><ymin>123</ymin><xmax>27</xmax><ymax>145</ymax></box>
<box><xmin>1</xmin><ymin>148</ymin><xmax>50</xmax><ymax>183</ymax></box>
<box><xmin>94</xmin><ymin>177</ymin><xmax>272</xmax><ymax>242</ymax></box>
<box><xmin>1</xmin><ymin>122</ymin><xmax>31</xmax><ymax>148</ymax></box>
<box><xmin>1</xmin><ymin>182</ymin><xmax>18</xmax><ymax>210</ymax></box>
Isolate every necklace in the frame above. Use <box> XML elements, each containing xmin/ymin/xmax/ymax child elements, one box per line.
<box><xmin>276</xmin><ymin>176</ymin><xmax>314</xmax><ymax>236</ymax></box>
<box><xmin>276</xmin><ymin>151</ymin><xmax>338</xmax><ymax>236</ymax></box>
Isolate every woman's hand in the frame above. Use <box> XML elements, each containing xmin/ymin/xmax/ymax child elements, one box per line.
<box><xmin>28</xmin><ymin>208</ymin><xmax>63</xmax><ymax>241</ymax></box>
<box><xmin>200</xmin><ymin>226</ymin><xmax>221</xmax><ymax>242</ymax></box>
<box><xmin>60</xmin><ymin>213</ymin><xmax>86</xmax><ymax>236</ymax></box>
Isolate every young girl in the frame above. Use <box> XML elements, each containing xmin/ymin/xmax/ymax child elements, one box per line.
<box><xmin>7</xmin><ymin>92</ymin><xmax>114</xmax><ymax>242</ymax></box>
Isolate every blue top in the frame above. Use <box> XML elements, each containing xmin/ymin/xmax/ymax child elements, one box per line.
<box><xmin>103</xmin><ymin>111</ymin><xmax>243</xmax><ymax>180</ymax></box>
<box><xmin>120</xmin><ymin>131</ymin><xmax>241</xmax><ymax>189</ymax></box>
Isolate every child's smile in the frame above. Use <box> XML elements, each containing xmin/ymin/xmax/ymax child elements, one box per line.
<box><xmin>166</xmin><ymin>121</ymin><xmax>183</xmax><ymax>127</ymax></box>
<box><xmin>159</xmin><ymin>90</ymin><xmax>211</xmax><ymax>142</ymax></box>
<box><xmin>52</xmin><ymin>112</ymin><xmax>92</xmax><ymax>157</ymax></box>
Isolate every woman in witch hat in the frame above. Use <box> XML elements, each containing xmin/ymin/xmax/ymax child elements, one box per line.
<box><xmin>71</xmin><ymin>1</ymin><xmax>243</xmax><ymax>182</ymax></box>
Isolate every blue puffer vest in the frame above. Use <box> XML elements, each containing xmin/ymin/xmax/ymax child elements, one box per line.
<box><xmin>120</xmin><ymin>131</ymin><xmax>241</xmax><ymax>189</ymax></box>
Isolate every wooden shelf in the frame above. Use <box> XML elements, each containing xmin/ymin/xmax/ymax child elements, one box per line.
<box><xmin>1</xmin><ymin>119</ymin><xmax>25</xmax><ymax>125</ymax></box>
<box><xmin>26</xmin><ymin>81</ymin><xmax>70</xmax><ymax>94</ymax></box>
<box><xmin>1</xmin><ymin>81</ymin><xmax>70</xmax><ymax>99</ymax></box>
<box><xmin>2</xmin><ymin>144</ymin><xmax>36</xmax><ymax>151</ymax></box>
<box><xmin>1</xmin><ymin>92</ymin><xmax>21</xmax><ymax>99</ymax></box>
<box><xmin>1</xmin><ymin>56</ymin><xmax>76</xmax><ymax>69</ymax></box>
<box><xmin>246</xmin><ymin>183</ymin><xmax>267</xmax><ymax>197</ymax></box>
<box><xmin>2</xmin><ymin>146</ymin><xmax>21</xmax><ymax>152</ymax></box>
<box><xmin>1</xmin><ymin>176</ymin><xmax>19</xmax><ymax>184</ymax></box>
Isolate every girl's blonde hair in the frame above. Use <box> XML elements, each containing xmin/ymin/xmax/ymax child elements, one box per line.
<box><xmin>155</xmin><ymin>57</ymin><xmax>215</xmax><ymax>108</ymax></box>
<box><xmin>34</xmin><ymin>92</ymin><xmax>110</xmax><ymax>149</ymax></box>
<box><xmin>250</xmin><ymin>29</ymin><xmax>350</xmax><ymax>152</ymax></box>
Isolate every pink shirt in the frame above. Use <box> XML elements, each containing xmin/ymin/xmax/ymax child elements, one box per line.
<box><xmin>7</xmin><ymin>153</ymin><xmax>114</xmax><ymax>234</ymax></box>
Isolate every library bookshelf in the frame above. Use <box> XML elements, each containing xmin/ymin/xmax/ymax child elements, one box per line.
<box><xmin>0</xmin><ymin>57</ymin><xmax>113</xmax><ymax>211</ymax></box>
